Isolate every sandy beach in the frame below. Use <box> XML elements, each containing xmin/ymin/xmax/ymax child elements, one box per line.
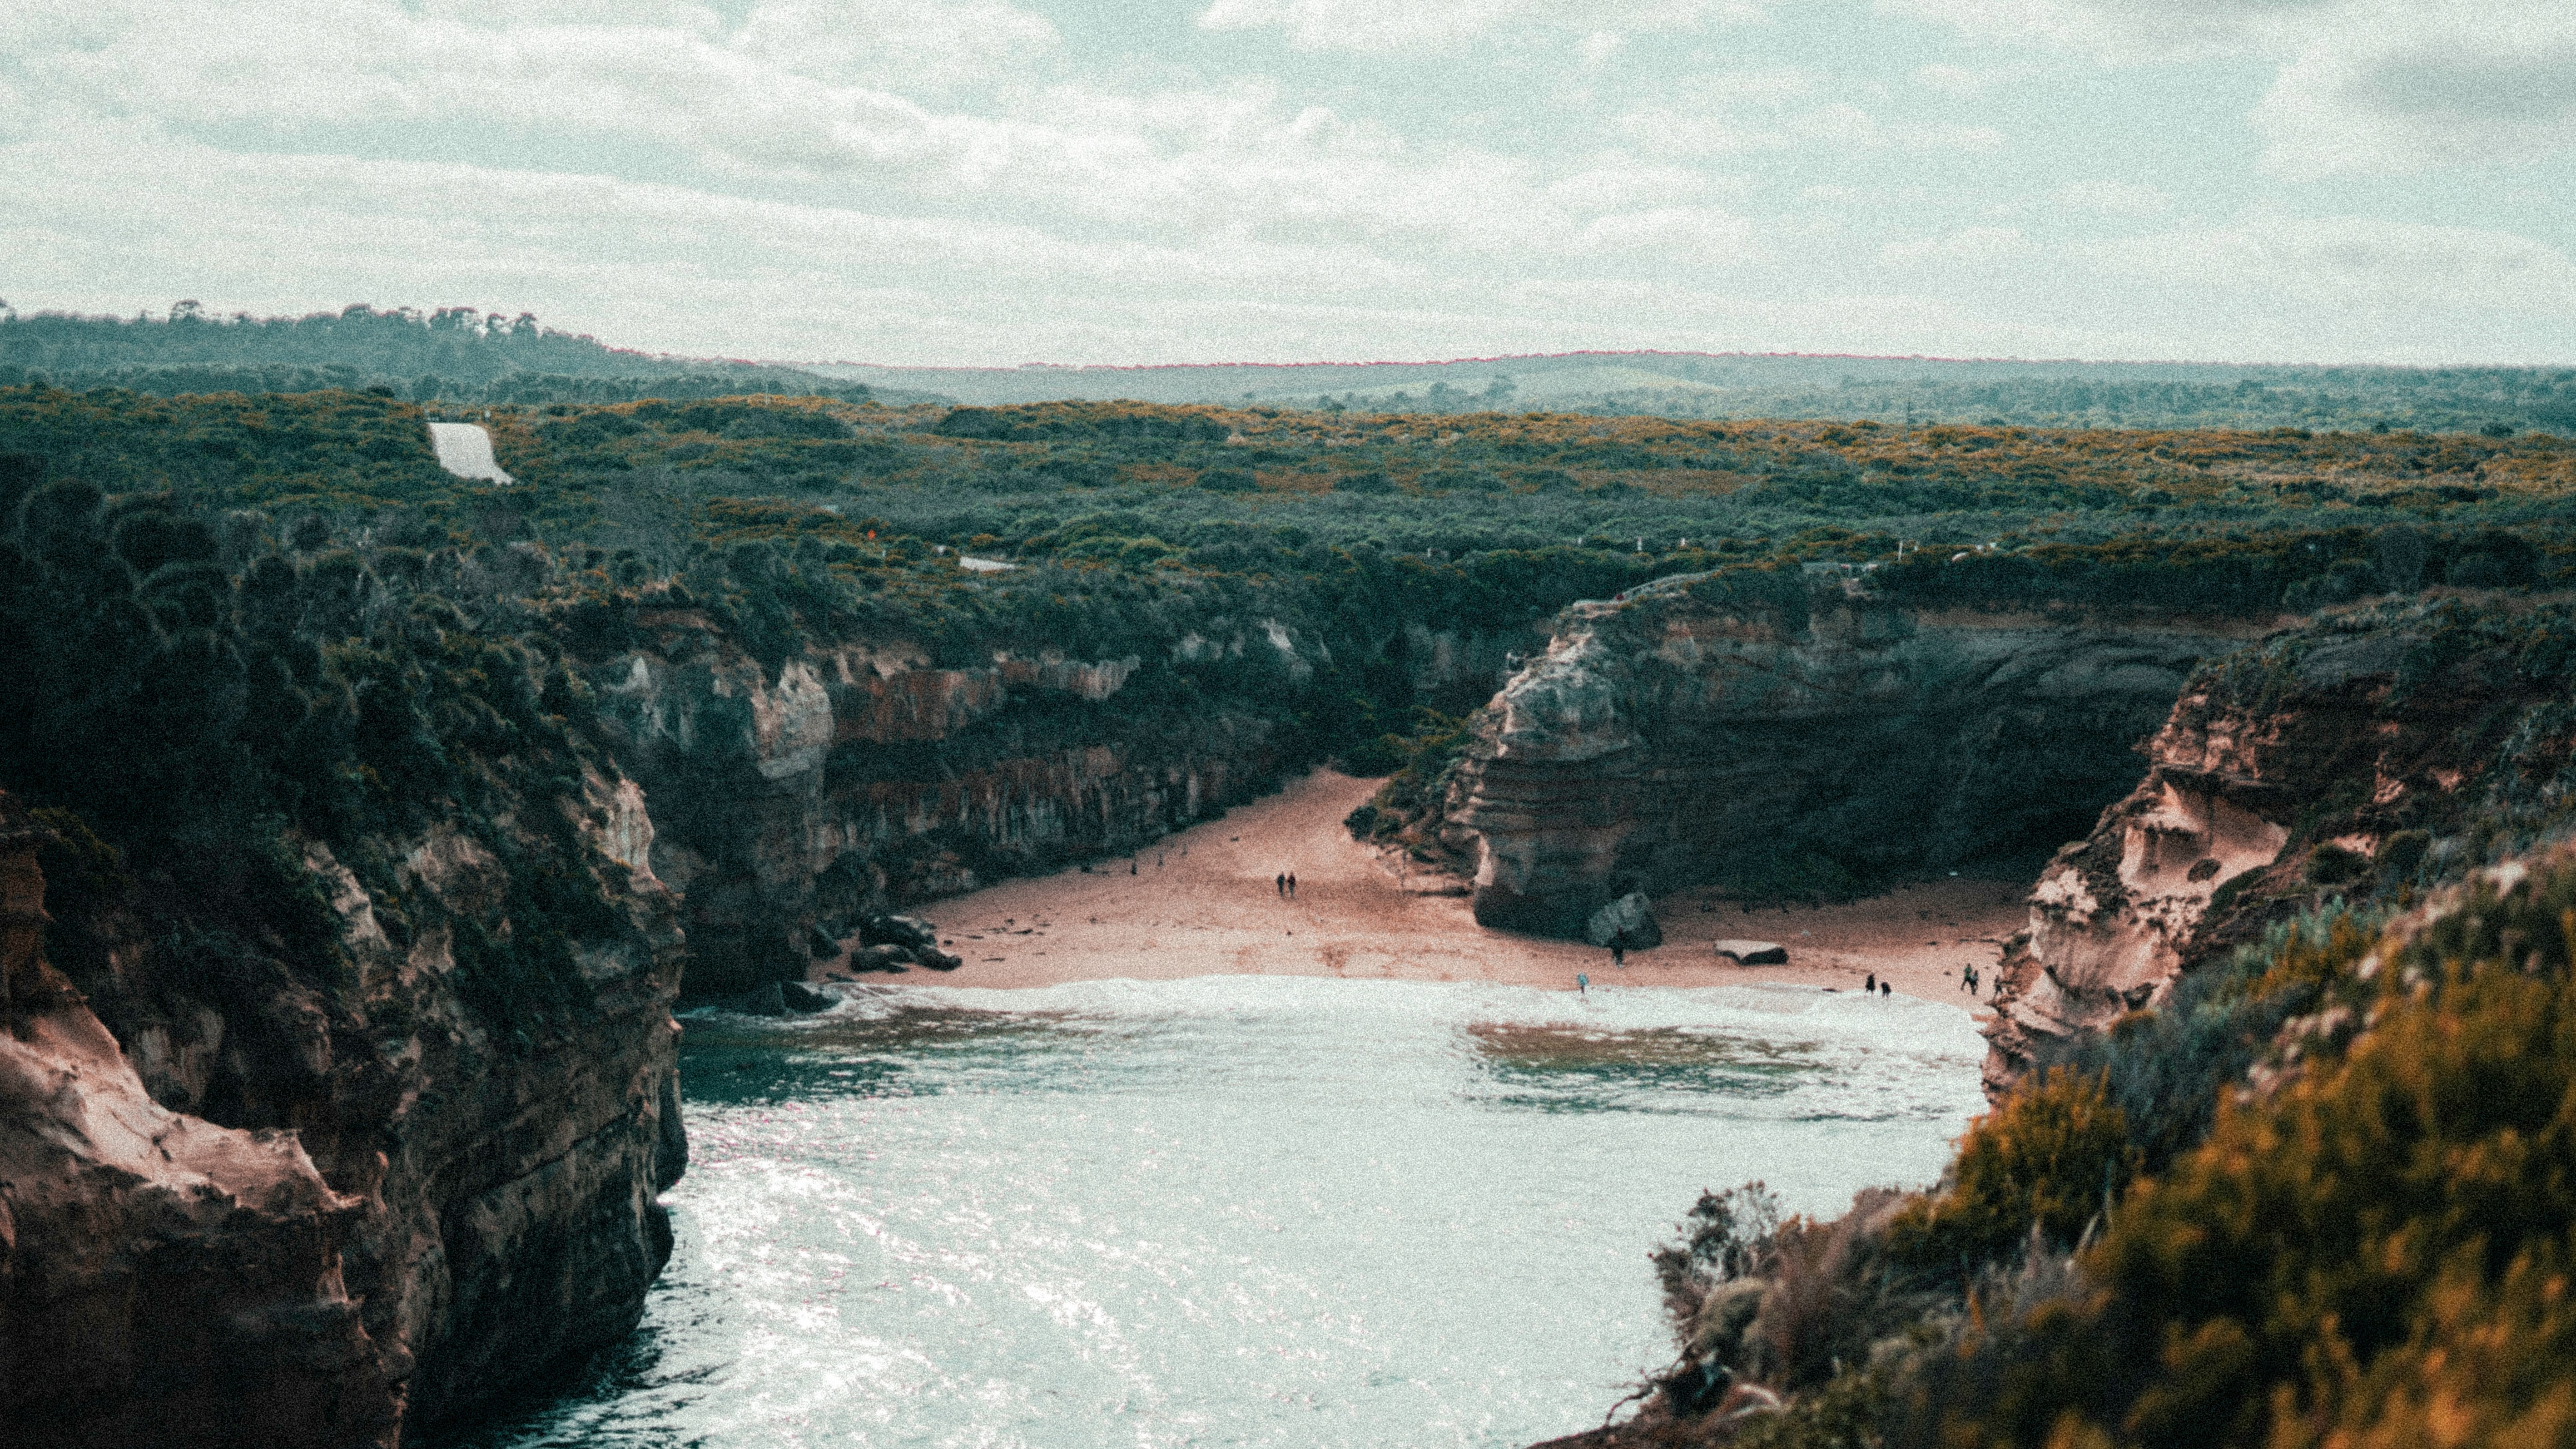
<box><xmin>824</xmin><ymin>769</ymin><xmax>2023</xmax><ymax>1009</ymax></box>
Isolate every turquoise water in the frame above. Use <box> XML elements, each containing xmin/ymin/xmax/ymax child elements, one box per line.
<box><xmin>442</xmin><ymin>977</ymin><xmax>1985</xmax><ymax>1448</ymax></box>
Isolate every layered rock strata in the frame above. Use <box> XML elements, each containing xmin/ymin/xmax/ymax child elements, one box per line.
<box><xmin>1983</xmin><ymin>602</ymin><xmax>2576</xmax><ymax>1092</ymax></box>
<box><xmin>0</xmin><ymin>798</ymin><xmax>393</xmax><ymax>1447</ymax></box>
<box><xmin>589</xmin><ymin>611</ymin><xmax>1531</xmax><ymax>994</ymax></box>
<box><xmin>1447</xmin><ymin>572</ymin><xmax>2262</xmax><ymax>936</ymax></box>
<box><xmin>1</xmin><ymin>776</ymin><xmax>685</xmax><ymax>1445</ymax></box>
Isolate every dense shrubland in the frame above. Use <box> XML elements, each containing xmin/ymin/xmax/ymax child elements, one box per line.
<box><xmin>1587</xmin><ymin>869</ymin><xmax>2576</xmax><ymax>1449</ymax></box>
<box><xmin>852</xmin><ymin>352</ymin><xmax>2576</xmax><ymax>436</ymax></box>
<box><xmin>10</xmin><ymin>383</ymin><xmax>2576</xmax><ymax>833</ymax></box>
<box><xmin>0</xmin><ymin>450</ymin><xmax>640</xmax><ymax>1038</ymax></box>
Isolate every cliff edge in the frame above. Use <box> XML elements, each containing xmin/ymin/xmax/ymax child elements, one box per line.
<box><xmin>1445</xmin><ymin>570</ymin><xmax>2261</xmax><ymax>935</ymax></box>
<box><xmin>0</xmin><ymin>767</ymin><xmax>685</xmax><ymax>1446</ymax></box>
<box><xmin>1984</xmin><ymin>596</ymin><xmax>2576</xmax><ymax>1093</ymax></box>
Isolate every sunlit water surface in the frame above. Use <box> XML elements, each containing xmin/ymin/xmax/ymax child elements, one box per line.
<box><xmin>440</xmin><ymin>977</ymin><xmax>1984</xmax><ymax>1449</ymax></box>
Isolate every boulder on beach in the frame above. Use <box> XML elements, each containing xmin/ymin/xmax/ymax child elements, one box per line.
<box><xmin>1584</xmin><ymin>892</ymin><xmax>1663</xmax><ymax>949</ymax></box>
<box><xmin>846</xmin><ymin>945</ymin><xmax>915</xmax><ymax>974</ymax></box>
<box><xmin>860</xmin><ymin>913</ymin><xmax>940</xmax><ymax>952</ymax></box>
<box><xmin>1712</xmin><ymin>939</ymin><xmax>1788</xmax><ymax>965</ymax></box>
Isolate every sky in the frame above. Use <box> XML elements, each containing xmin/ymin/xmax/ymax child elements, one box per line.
<box><xmin>2</xmin><ymin>0</ymin><xmax>2572</xmax><ymax>368</ymax></box>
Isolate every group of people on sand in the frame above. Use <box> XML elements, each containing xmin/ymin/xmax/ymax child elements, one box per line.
<box><xmin>1861</xmin><ymin>973</ymin><xmax>1893</xmax><ymax>999</ymax></box>
<box><xmin>1960</xmin><ymin>964</ymin><xmax>1982</xmax><ymax>996</ymax></box>
<box><xmin>1274</xmin><ymin>872</ymin><xmax>1298</xmax><ymax>898</ymax></box>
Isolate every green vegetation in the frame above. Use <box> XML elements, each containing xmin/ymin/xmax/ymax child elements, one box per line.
<box><xmin>0</xmin><ymin>304</ymin><xmax>909</xmax><ymax>406</ymax></box>
<box><xmin>1886</xmin><ymin>1068</ymin><xmax>2139</xmax><ymax>1271</ymax></box>
<box><xmin>839</xmin><ymin>352</ymin><xmax>2576</xmax><ymax>438</ymax></box>
<box><xmin>12</xmin><ymin>382</ymin><xmax>2576</xmax><ymax>916</ymax></box>
<box><xmin>1618</xmin><ymin>868</ymin><xmax>2576</xmax><ymax>1447</ymax></box>
<box><xmin>0</xmin><ymin>456</ymin><xmax>637</xmax><ymax>1040</ymax></box>
<box><xmin>1894</xmin><ymin>865</ymin><xmax>2576</xmax><ymax>1449</ymax></box>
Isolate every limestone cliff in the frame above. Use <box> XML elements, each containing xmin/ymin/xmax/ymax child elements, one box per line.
<box><xmin>586</xmin><ymin>607</ymin><xmax>1529</xmax><ymax>994</ymax></box>
<box><xmin>1445</xmin><ymin>570</ymin><xmax>2262</xmax><ymax>936</ymax></box>
<box><xmin>0</xmin><ymin>774</ymin><xmax>685</xmax><ymax>1445</ymax></box>
<box><xmin>1983</xmin><ymin>598</ymin><xmax>2576</xmax><ymax>1093</ymax></box>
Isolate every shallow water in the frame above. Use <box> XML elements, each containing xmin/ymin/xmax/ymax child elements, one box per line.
<box><xmin>440</xmin><ymin>977</ymin><xmax>1984</xmax><ymax>1449</ymax></box>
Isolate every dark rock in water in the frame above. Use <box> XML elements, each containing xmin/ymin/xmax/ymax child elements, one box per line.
<box><xmin>733</xmin><ymin>982</ymin><xmax>790</xmax><ymax>1016</ymax></box>
<box><xmin>779</xmin><ymin>981</ymin><xmax>835</xmax><ymax>1013</ymax></box>
<box><xmin>1585</xmin><ymin>892</ymin><xmax>1661</xmax><ymax>949</ymax></box>
<box><xmin>913</xmin><ymin>948</ymin><xmax>964</xmax><ymax>971</ymax></box>
<box><xmin>1712</xmin><ymin>940</ymin><xmax>1788</xmax><ymax>965</ymax></box>
<box><xmin>847</xmin><ymin>944</ymin><xmax>913</xmax><ymax>973</ymax></box>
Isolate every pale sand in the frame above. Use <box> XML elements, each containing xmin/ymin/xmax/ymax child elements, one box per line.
<box><xmin>833</xmin><ymin>769</ymin><xmax>2024</xmax><ymax>1009</ymax></box>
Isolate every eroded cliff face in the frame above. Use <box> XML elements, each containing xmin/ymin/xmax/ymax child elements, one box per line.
<box><xmin>1983</xmin><ymin>603</ymin><xmax>2576</xmax><ymax>1093</ymax></box>
<box><xmin>1447</xmin><ymin>572</ymin><xmax>2263</xmax><ymax>935</ymax></box>
<box><xmin>2</xmin><ymin>776</ymin><xmax>685</xmax><ymax>1445</ymax></box>
<box><xmin>587</xmin><ymin>608</ymin><xmax>1529</xmax><ymax>994</ymax></box>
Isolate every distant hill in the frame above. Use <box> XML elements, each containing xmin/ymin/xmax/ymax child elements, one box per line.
<box><xmin>813</xmin><ymin>351</ymin><xmax>2576</xmax><ymax>435</ymax></box>
<box><xmin>0</xmin><ymin>304</ymin><xmax>952</xmax><ymax>408</ymax></box>
<box><xmin>6</xmin><ymin>303</ymin><xmax>2569</xmax><ymax>433</ymax></box>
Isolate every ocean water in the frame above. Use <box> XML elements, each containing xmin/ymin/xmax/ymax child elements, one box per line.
<box><xmin>439</xmin><ymin>977</ymin><xmax>1985</xmax><ymax>1449</ymax></box>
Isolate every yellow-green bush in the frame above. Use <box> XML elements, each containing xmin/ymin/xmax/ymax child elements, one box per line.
<box><xmin>1889</xmin><ymin>1067</ymin><xmax>2140</xmax><ymax>1272</ymax></box>
<box><xmin>1916</xmin><ymin>861</ymin><xmax>2576</xmax><ymax>1449</ymax></box>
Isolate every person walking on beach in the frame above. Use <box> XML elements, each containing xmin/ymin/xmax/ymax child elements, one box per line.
<box><xmin>1577</xmin><ymin>972</ymin><xmax>1588</xmax><ymax>995</ymax></box>
<box><xmin>1287</xmin><ymin>872</ymin><xmax>1297</xmax><ymax>899</ymax></box>
<box><xmin>1865</xmin><ymin>972</ymin><xmax>1876</xmax><ymax>994</ymax></box>
<box><xmin>1275</xmin><ymin>872</ymin><xmax>1286</xmax><ymax>898</ymax></box>
<box><xmin>1611</xmin><ymin>933</ymin><xmax>1626</xmax><ymax>969</ymax></box>
<box><xmin>1881</xmin><ymin>981</ymin><xmax>1892</xmax><ymax>999</ymax></box>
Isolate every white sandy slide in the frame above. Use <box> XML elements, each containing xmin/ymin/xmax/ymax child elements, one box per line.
<box><xmin>426</xmin><ymin>422</ymin><xmax>514</xmax><ymax>485</ymax></box>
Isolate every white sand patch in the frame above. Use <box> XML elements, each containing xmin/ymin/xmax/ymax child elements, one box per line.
<box><xmin>427</xmin><ymin>422</ymin><xmax>514</xmax><ymax>485</ymax></box>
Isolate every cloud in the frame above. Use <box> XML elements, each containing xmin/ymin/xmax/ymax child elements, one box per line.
<box><xmin>2082</xmin><ymin>212</ymin><xmax>2576</xmax><ymax>314</ymax></box>
<box><xmin>1886</xmin><ymin>0</ymin><xmax>2576</xmax><ymax>173</ymax></box>
<box><xmin>1577</xmin><ymin>206</ymin><xmax>1759</xmax><ymax>258</ymax></box>
<box><xmin>1881</xmin><ymin>225</ymin><xmax>2028</xmax><ymax>265</ymax></box>
<box><xmin>2256</xmin><ymin>10</ymin><xmax>2576</xmax><ymax>173</ymax></box>
<box><xmin>2052</xmin><ymin>178</ymin><xmax>2170</xmax><ymax>217</ymax></box>
<box><xmin>1193</xmin><ymin>0</ymin><xmax>1763</xmax><ymax>55</ymax></box>
<box><xmin>1615</xmin><ymin>69</ymin><xmax>2004</xmax><ymax>158</ymax></box>
<box><xmin>1874</xmin><ymin>0</ymin><xmax>2337</xmax><ymax>61</ymax></box>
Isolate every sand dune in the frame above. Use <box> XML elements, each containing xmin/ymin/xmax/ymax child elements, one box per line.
<box><xmin>833</xmin><ymin>770</ymin><xmax>2022</xmax><ymax>1009</ymax></box>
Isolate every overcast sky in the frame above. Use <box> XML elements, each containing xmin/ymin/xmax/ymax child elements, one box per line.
<box><xmin>3</xmin><ymin>0</ymin><xmax>2572</xmax><ymax>367</ymax></box>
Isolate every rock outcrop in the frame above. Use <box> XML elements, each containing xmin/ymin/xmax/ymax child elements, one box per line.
<box><xmin>0</xmin><ymin>801</ymin><xmax>395</xmax><ymax>1447</ymax></box>
<box><xmin>586</xmin><ymin>609</ymin><xmax>1534</xmax><ymax>994</ymax></box>
<box><xmin>1983</xmin><ymin>599</ymin><xmax>2576</xmax><ymax>1093</ymax></box>
<box><xmin>1</xmin><ymin>774</ymin><xmax>686</xmax><ymax>1445</ymax></box>
<box><xmin>1447</xmin><ymin>571</ymin><xmax>2263</xmax><ymax>936</ymax></box>
<box><xmin>1585</xmin><ymin>892</ymin><xmax>1661</xmax><ymax>949</ymax></box>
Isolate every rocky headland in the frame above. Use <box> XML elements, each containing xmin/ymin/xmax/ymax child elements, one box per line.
<box><xmin>1439</xmin><ymin>569</ymin><xmax>2268</xmax><ymax>937</ymax></box>
<box><xmin>1982</xmin><ymin>595</ymin><xmax>2576</xmax><ymax>1092</ymax></box>
<box><xmin>0</xmin><ymin>771</ymin><xmax>683</xmax><ymax>1447</ymax></box>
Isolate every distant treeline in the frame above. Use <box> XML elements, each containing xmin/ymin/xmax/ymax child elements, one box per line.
<box><xmin>0</xmin><ymin>305</ymin><xmax>933</xmax><ymax>407</ymax></box>
<box><xmin>841</xmin><ymin>352</ymin><xmax>2576</xmax><ymax>436</ymax></box>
